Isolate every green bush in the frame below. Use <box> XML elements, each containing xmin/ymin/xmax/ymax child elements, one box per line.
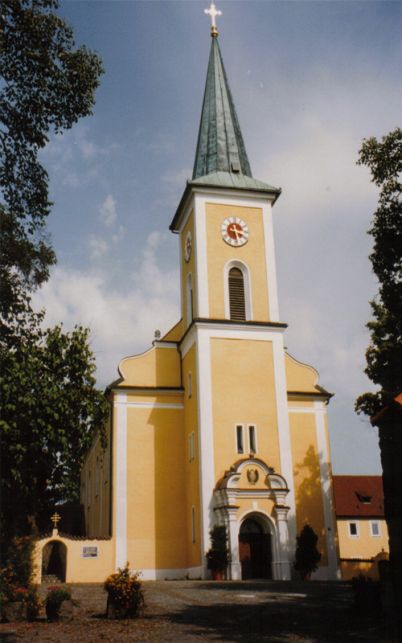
<box><xmin>294</xmin><ymin>525</ymin><xmax>321</xmax><ymax>580</ymax></box>
<box><xmin>104</xmin><ymin>564</ymin><xmax>144</xmax><ymax>619</ymax></box>
<box><xmin>206</xmin><ymin>525</ymin><xmax>229</xmax><ymax>573</ymax></box>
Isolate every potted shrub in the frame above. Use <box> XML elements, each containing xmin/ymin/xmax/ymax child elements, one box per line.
<box><xmin>294</xmin><ymin>524</ymin><xmax>321</xmax><ymax>580</ymax></box>
<box><xmin>206</xmin><ymin>525</ymin><xmax>229</xmax><ymax>580</ymax></box>
<box><xmin>45</xmin><ymin>586</ymin><xmax>71</xmax><ymax>620</ymax></box>
<box><xmin>104</xmin><ymin>564</ymin><xmax>144</xmax><ymax>619</ymax></box>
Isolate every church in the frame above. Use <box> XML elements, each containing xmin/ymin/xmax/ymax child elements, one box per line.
<box><xmin>77</xmin><ymin>6</ymin><xmax>340</xmax><ymax>582</ymax></box>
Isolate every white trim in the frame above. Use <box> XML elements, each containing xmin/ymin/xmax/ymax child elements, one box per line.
<box><xmin>115</xmin><ymin>401</ymin><xmax>183</xmax><ymax>410</ymax></box>
<box><xmin>224</xmin><ymin>259</ymin><xmax>253</xmax><ymax>321</ymax></box>
<box><xmin>196</xmin><ymin>330</ymin><xmax>215</xmax><ymax>575</ymax></box>
<box><xmin>314</xmin><ymin>401</ymin><xmax>340</xmax><ymax>579</ymax></box>
<box><xmin>115</xmin><ymin>393</ymin><xmax>127</xmax><ymax>569</ymax></box>
<box><xmin>194</xmin><ymin>194</ymin><xmax>209</xmax><ymax>318</ymax></box>
<box><xmin>152</xmin><ymin>341</ymin><xmax>178</xmax><ymax>349</ymax></box>
<box><xmin>262</xmin><ymin>202</ymin><xmax>280</xmax><ymax>321</ymax></box>
<box><xmin>288</xmin><ymin>406</ymin><xmax>318</xmax><ymax>414</ymax></box>
<box><xmin>180</xmin><ymin>324</ymin><xmax>196</xmax><ymax>358</ymax></box>
<box><xmin>138</xmin><ymin>566</ymin><xmax>203</xmax><ymax>580</ymax></box>
<box><xmin>272</xmin><ymin>336</ymin><xmax>296</xmax><ymax>546</ymax></box>
<box><xmin>111</xmin><ymin>387</ymin><xmax>183</xmax><ymax>396</ymax></box>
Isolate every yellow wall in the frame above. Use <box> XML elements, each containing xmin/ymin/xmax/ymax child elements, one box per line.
<box><xmin>289</xmin><ymin>410</ymin><xmax>328</xmax><ymax>565</ymax></box>
<box><xmin>205</xmin><ymin>203</ymin><xmax>270</xmax><ymax>320</ymax></box>
<box><xmin>210</xmin><ymin>338</ymin><xmax>281</xmax><ymax>479</ymax></box>
<box><xmin>337</xmin><ymin>518</ymin><xmax>389</xmax><ymax>561</ymax></box>
<box><xmin>124</xmin><ymin>399</ymin><xmax>187</xmax><ymax>570</ymax></box>
<box><xmin>285</xmin><ymin>353</ymin><xmax>319</xmax><ymax>393</ymax></box>
<box><xmin>118</xmin><ymin>345</ymin><xmax>181</xmax><ymax>388</ymax></box>
<box><xmin>34</xmin><ymin>534</ymin><xmax>114</xmax><ymax>583</ymax></box>
<box><xmin>81</xmin><ymin>420</ymin><xmax>111</xmax><ymax>539</ymax></box>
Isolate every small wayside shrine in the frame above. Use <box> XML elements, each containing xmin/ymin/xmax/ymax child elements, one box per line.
<box><xmin>79</xmin><ymin>4</ymin><xmax>340</xmax><ymax>582</ymax></box>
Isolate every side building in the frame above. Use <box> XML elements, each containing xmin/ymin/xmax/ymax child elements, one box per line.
<box><xmin>333</xmin><ymin>475</ymin><xmax>389</xmax><ymax>580</ymax></box>
<box><xmin>80</xmin><ymin>23</ymin><xmax>340</xmax><ymax>582</ymax></box>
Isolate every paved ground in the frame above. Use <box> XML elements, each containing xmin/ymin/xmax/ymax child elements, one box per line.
<box><xmin>0</xmin><ymin>580</ymin><xmax>397</xmax><ymax>642</ymax></box>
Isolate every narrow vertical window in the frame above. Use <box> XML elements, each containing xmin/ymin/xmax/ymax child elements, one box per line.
<box><xmin>191</xmin><ymin>507</ymin><xmax>196</xmax><ymax>543</ymax></box>
<box><xmin>349</xmin><ymin>521</ymin><xmax>358</xmax><ymax>537</ymax></box>
<box><xmin>229</xmin><ymin>267</ymin><xmax>246</xmax><ymax>321</ymax></box>
<box><xmin>370</xmin><ymin>521</ymin><xmax>380</xmax><ymax>537</ymax></box>
<box><xmin>186</xmin><ymin>273</ymin><xmax>193</xmax><ymax>325</ymax></box>
<box><xmin>188</xmin><ymin>432</ymin><xmax>195</xmax><ymax>461</ymax></box>
<box><xmin>188</xmin><ymin>372</ymin><xmax>192</xmax><ymax>398</ymax></box>
<box><xmin>248</xmin><ymin>425</ymin><xmax>257</xmax><ymax>454</ymax></box>
<box><xmin>236</xmin><ymin>425</ymin><xmax>244</xmax><ymax>454</ymax></box>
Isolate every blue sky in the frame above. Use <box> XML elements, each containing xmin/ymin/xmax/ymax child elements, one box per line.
<box><xmin>34</xmin><ymin>0</ymin><xmax>402</xmax><ymax>474</ymax></box>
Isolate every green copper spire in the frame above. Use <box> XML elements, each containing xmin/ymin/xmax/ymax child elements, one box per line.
<box><xmin>192</xmin><ymin>36</ymin><xmax>252</xmax><ymax>180</ymax></box>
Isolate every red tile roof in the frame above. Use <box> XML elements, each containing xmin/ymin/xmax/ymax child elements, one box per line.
<box><xmin>332</xmin><ymin>475</ymin><xmax>385</xmax><ymax>518</ymax></box>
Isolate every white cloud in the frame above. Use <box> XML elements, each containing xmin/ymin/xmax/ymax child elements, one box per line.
<box><xmin>33</xmin><ymin>232</ymin><xmax>180</xmax><ymax>388</ymax></box>
<box><xmin>88</xmin><ymin>235</ymin><xmax>109</xmax><ymax>260</ymax></box>
<box><xmin>100</xmin><ymin>194</ymin><xmax>118</xmax><ymax>227</ymax></box>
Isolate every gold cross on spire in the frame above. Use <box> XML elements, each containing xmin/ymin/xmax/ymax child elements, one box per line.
<box><xmin>204</xmin><ymin>2</ymin><xmax>222</xmax><ymax>37</ymax></box>
<box><xmin>51</xmin><ymin>512</ymin><xmax>61</xmax><ymax>530</ymax></box>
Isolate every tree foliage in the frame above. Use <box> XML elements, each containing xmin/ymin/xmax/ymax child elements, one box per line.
<box><xmin>0</xmin><ymin>0</ymin><xmax>103</xmax><ymax>317</ymax></box>
<box><xmin>0</xmin><ymin>299</ymin><xmax>109</xmax><ymax>539</ymax></box>
<box><xmin>355</xmin><ymin>127</ymin><xmax>402</xmax><ymax>416</ymax></box>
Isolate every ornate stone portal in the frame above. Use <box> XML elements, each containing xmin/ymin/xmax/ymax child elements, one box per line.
<box><xmin>213</xmin><ymin>458</ymin><xmax>291</xmax><ymax>580</ymax></box>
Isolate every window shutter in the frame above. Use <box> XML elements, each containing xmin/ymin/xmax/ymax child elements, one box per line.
<box><xmin>229</xmin><ymin>267</ymin><xmax>246</xmax><ymax>321</ymax></box>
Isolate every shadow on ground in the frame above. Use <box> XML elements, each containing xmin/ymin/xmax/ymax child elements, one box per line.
<box><xmin>151</xmin><ymin>581</ymin><xmax>395</xmax><ymax>642</ymax></box>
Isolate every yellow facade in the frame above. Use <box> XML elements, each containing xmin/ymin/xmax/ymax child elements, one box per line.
<box><xmin>52</xmin><ymin>29</ymin><xmax>343</xmax><ymax>584</ymax></box>
<box><xmin>73</xmin><ymin>183</ymin><xmax>340</xmax><ymax>582</ymax></box>
<box><xmin>337</xmin><ymin>518</ymin><xmax>389</xmax><ymax>580</ymax></box>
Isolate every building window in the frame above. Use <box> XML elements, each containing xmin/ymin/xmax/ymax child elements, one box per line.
<box><xmin>188</xmin><ymin>372</ymin><xmax>192</xmax><ymax>398</ymax></box>
<box><xmin>370</xmin><ymin>521</ymin><xmax>380</xmax><ymax>537</ymax></box>
<box><xmin>186</xmin><ymin>273</ymin><xmax>193</xmax><ymax>325</ymax></box>
<box><xmin>188</xmin><ymin>432</ymin><xmax>195</xmax><ymax>462</ymax></box>
<box><xmin>236</xmin><ymin>424</ymin><xmax>244</xmax><ymax>454</ymax></box>
<box><xmin>228</xmin><ymin>267</ymin><xmax>246</xmax><ymax>321</ymax></box>
<box><xmin>248</xmin><ymin>425</ymin><xmax>257</xmax><ymax>454</ymax></box>
<box><xmin>348</xmin><ymin>521</ymin><xmax>359</xmax><ymax>537</ymax></box>
<box><xmin>191</xmin><ymin>507</ymin><xmax>196</xmax><ymax>543</ymax></box>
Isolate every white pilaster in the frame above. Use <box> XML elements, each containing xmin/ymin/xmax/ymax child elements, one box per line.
<box><xmin>115</xmin><ymin>393</ymin><xmax>127</xmax><ymax>569</ymax></box>
<box><xmin>196</xmin><ymin>329</ymin><xmax>215</xmax><ymax>576</ymax></box>
<box><xmin>274</xmin><ymin>505</ymin><xmax>292</xmax><ymax>580</ymax></box>
<box><xmin>314</xmin><ymin>401</ymin><xmax>340</xmax><ymax>579</ymax></box>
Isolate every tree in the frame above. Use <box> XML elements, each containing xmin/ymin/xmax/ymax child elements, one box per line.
<box><xmin>206</xmin><ymin>525</ymin><xmax>229</xmax><ymax>579</ymax></box>
<box><xmin>0</xmin><ymin>0</ymin><xmax>103</xmax><ymax>318</ymax></box>
<box><xmin>294</xmin><ymin>524</ymin><xmax>321</xmax><ymax>580</ymax></box>
<box><xmin>0</xmin><ymin>299</ymin><xmax>109</xmax><ymax>541</ymax></box>
<box><xmin>355</xmin><ymin>127</ymin><xmax>402</xmax><ymax>620</ymax></box>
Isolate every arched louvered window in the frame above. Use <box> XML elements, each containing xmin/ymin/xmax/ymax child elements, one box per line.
<box><xmin>229</xmin><ymin>267</ymin><xmax>246</xmax><ymax>321</ymax></box>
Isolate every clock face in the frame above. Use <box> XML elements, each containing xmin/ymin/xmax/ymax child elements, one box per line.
<box><xmin>184</xmin><ymin>230</ymin><xmax>192</xmax><ymax>262</ymax></box>
<box><xmin>221</xmin><ymin>217</ymin><xmax>249</xmax><ymax>247</ymax></box>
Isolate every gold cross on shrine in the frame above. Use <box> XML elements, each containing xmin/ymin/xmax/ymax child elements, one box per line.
<box><xmin>204</xmin><ymin>2</ymin><xmax>222</xmax><ymax>37</ymax></box>
<box><xmin>51</xmin><ymin>512</ymin><xmax>61</xmax><ymax>530</ymax></box>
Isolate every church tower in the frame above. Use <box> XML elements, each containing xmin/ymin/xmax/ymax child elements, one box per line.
<box><xmin>81</xmin><ymin>5</ymin><xmax>340</xmax><ymax>581</ymax></box>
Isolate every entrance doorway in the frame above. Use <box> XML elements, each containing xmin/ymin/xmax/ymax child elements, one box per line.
<box><xmin>41</xmin><ymin>541</ymin><xmax>67</xmax><ymax>582</ymax></box>
<box><xmin>239</xmin><ymin>517</ymin><xmax>272</xmax><ymax>579</ymax></box>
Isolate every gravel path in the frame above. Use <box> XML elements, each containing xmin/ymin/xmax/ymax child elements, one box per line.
<box><xmin>0</xmin><ymin>580</ymin><xmax>396</xmax><ymax>642</ymax></box>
